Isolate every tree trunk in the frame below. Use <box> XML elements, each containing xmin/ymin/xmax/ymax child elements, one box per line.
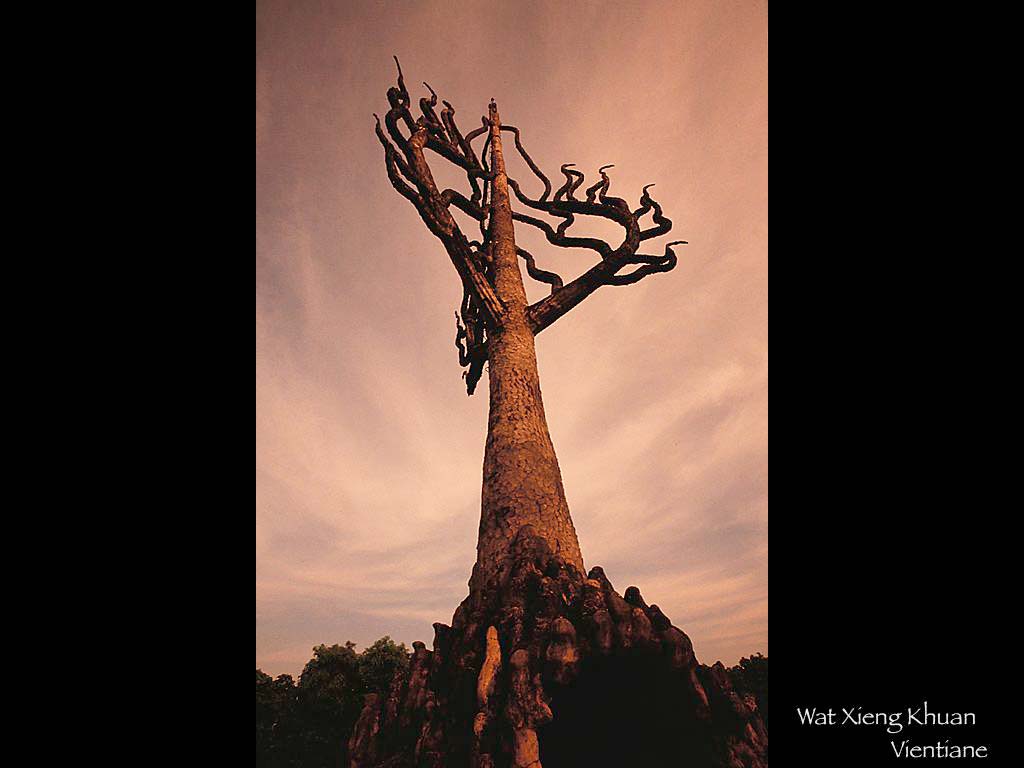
<box><xmin>473</xmin><ymin>102</ymin><xmax>584</xmax><ymax>591</ymax></box>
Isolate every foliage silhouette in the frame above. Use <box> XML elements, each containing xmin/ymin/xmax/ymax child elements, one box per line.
<box><xmin>256</xmin><ymin>637</ymin><xmax>410</xmax><ymax>768</ymax></box>
<box><xmin>727</xmin><ymin>653</ymin><xmax>769</xmax><ymax>726</ymax></box>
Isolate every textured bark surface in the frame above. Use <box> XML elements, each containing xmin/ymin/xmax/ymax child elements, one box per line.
<box><xmin>475</xmin><ymin>102</ymin><xmax>584</xmax><ymax>589</ymax></box>
<box><xmin>348</xmin><ymin>526</ymin><xmax>767</xmax><ymax>768</ymax></box>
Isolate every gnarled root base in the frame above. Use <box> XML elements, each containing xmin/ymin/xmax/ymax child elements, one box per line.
<box><xmin>348</xmin><ymin>526</ymin><xmax>767</xmax><ymax>768</ymax></box>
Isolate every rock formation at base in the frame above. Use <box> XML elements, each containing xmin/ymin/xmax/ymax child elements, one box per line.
<box><xmin>347</xmin><ymin>525</ymin><xmax>767</xmax><ymax>768</ymax></box>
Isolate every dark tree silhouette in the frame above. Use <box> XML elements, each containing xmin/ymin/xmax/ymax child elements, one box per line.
<box><xmin>729</xmin><ymin>653</ymin><xmax>769</xmax><ymax>726</ymax></box>
<box><xmin>257</xmin><ymin>639</ymin><xmax>410</xmax><ymax>768</ymax></box>
<box><xmin>350</xmin><ymin>60</ymin><xmax>767</xmax><ymax>768</ymax></box>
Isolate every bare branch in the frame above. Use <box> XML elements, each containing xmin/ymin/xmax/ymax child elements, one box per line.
<box><xmin>374</xmin><ymin>114</ymin><xmax>422</xmax><ymax>207</ymax></box>
<box><xmin>376</xmin><ymin>60</ymin><xmax>684</xmax><ymax>388</ymax></box>
<box><xmin>527</xmin><ymin>239</ymin><xmax>686</xmax><ymax>334</ymax></box>
<box><xmin>441</xmin><ymin>189</ymin><xmax>487</xmax><ymax>220</ymax></box>
<box><xmin>509</xmin><ymin>203</ymin><xmax>612</xmax><ymax>258</ymax></box>
<box><xmin>455</xmin><ymin>299</ymin><xmax>487</xmax><ymax>395</ymax></box>
<box><xmin>393</xmin><ymin>55</ymin><xmax>409</xmax><ymax>103</ymax></box>
<box><xmin>604</xmin><ymin>240</ymin><xmax>686</xmax><ymax>286</ymax></box>
<box><xmin>376</xmin><ymin>59</ymin><xmax>508</xmax><ymax>391</ymax></box>
<box><xmin>554</xmin><ymin>164</ymin><xmax>585</xmax><ymax>201</ymax></box>
<box><xmin>517</xmin><ymin>247</ymin><xmax>563</xmax><ymax>293</ymax></box>
<box><xmin>636</xmin><ymin>183</ymin><xmax>673</xmax><ymax>241</ymax></box>
<box><xmin>489</xmin><ymin>114</ymin><xmax>682</xmax><ymax>305</ymax></box>
<box><xmin>464</xmin><ymin>117</ymin><xmax>489</xmax><ymax>146</ymax></box>
<box><xmin>499</xmin><ymin>125</ymin><xmax>551</xmax><ymax>201</ymax></box>
<box><xmin>505</xmin><ymin>161</ymin><xmax>683</xmax><ymax>335</ymax></box>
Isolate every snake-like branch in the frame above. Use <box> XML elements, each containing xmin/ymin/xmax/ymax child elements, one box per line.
<box><xmin>441</xmin><ymin>189</ymin><xmax>487</xmax><ymax>221</ymax></box>
<box><xmin>604</xmin><ymin>240</ymin><xmax>687</xmax><ymax>285</ymax></box>
<box><xmin>419</xmin><ymin>82</ymin><xmax>448</xmax><ymax>141</ymax></box>
<box><xmin>508</xmin><ymin>203</ymin><xmax>612</xmax><ymax>258</ymax></box>
<box><xmin>500</xmin><ymin>125</ymin><xmax>551</xmax><ymax>201</ymax></box>
<box><xmin>376</xmin><ymin>58</ymin><xmax>685</xmax><ymax>390</ymax></box>
<box><xmin>376</xmin><ymin>57</ymin><xmax>510</xmax><ymax>393</ymax></box>
<box><xmin>555</xmin><ymin>164</ymin><xmax>586</xmax><ymax>201</ymax></box>
<box><xmin>374</xmin><ymin>114</ymin><xmax>422</xmax><ymax>208</ymax></box>
<box><xmin>635</xmin><ymin>183</ymin><xmax>673</xmax><ymax>241</ymax></box>
<box><xmin>517</xmin><ymin>247</ymin><xmax>563</xmax><ymax>293</ymax></box>
<box><xmin>455</xmin><ymin>291</ymin><xmax>488</xmax><ymax>395</ymax></box>
<box><xmin>491</xmin><ymin>123</ymin><xmax>684</xmax><ymax>335</ymax></box>
<box><xmin>584</xmin><ymin>165</ymin><xmax>610</xmax><ymax>203</ymax></box>
<box><xmin>522</xmin><ymin>179</ymin><xmax>685</xmax><ymax>334</ymax></box>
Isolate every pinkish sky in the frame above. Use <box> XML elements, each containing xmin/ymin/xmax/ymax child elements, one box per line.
<box><xmin>257</xmin><ymin>0</ymin><xmax>767</xmax><ymax>677</ymax></box>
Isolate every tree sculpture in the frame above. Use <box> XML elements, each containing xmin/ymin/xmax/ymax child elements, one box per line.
<box><xmin>351</xmin><ymin>59</ymin><xmax>767</xmax><ymax>768</ymax></box>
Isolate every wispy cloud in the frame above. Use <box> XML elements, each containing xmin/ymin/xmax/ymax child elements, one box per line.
<box><xmin>257</xmin><ymin>0</ymin><xmax>767</xmax><ymax>676</ymax></box>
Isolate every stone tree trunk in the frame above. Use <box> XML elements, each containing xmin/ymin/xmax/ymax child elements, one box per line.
<box><xmin>356</xmin><ymin>60</ymin><xmax>767</xmax><ymax>768</ymax></box>
<box><xmin>474</xmin><ymin>101</ymin><xmax>584</xmax><ymax>592</ymax></box>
